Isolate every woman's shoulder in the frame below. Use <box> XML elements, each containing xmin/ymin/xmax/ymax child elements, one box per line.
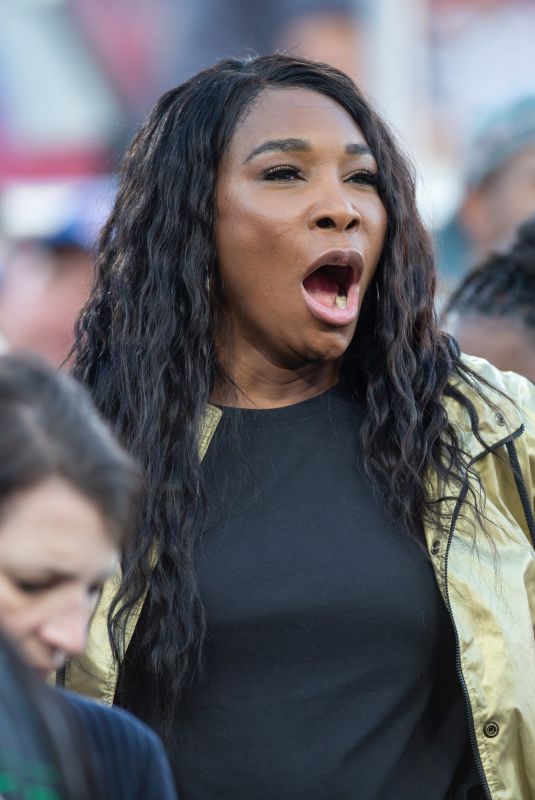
<box><xmin>59</xmin><ymin>690</ymin><xmax>177</xmax><ymax>799</ymax></box>
<box><xmin>448</xmin><ymin>353</ymin><xmax>535</xmax><ymax>434</ymax></box>
<box><xmin>460</xmin><ymin>353</ymin><xmax>534</xmax><ymax>401</ymax></box>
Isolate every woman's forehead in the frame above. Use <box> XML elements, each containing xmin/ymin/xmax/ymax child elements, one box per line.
<box><xmin>227</xmin><ymin>87</ymin><xmax>369</xmax><ymax>160</ymax></box>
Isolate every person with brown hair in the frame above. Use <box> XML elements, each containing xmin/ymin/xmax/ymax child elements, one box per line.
<box><xmin>0</xmin><ymin>352</ymin><xmax>177</xmax><ymax>800</ymax></box>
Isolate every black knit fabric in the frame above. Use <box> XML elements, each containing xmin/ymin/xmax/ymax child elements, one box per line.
<box><xmin>120</xmin><ymin>382</ymin><xmax>482</xmax><ymax>799</ymax></box>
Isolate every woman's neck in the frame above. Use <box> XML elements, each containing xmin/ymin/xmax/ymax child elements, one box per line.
<box><xmin>211</xmin><ymin>348</ymin><xmax>340</xmax><ymax>409</ymax></box>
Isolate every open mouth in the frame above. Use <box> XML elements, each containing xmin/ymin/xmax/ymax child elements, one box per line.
<box><xmin>302</xmin><ymin>264</ymin><xmax>354</xmax><ymax>309</ymax></box>
<box><xmin>300</xmin><ymin>250</ymin><xmax>363</xmax><ymax>327</ymax></box>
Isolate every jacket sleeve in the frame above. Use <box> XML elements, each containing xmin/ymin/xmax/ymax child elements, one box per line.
<box><xmin>507</xmin><ymin>371</ymin><xmax>535</xmax><ymax>546</ymax></box>
<box><xmin>501</xmin><ymin>371</ymin><xmax>535</xmax><ymax>638</ymax></box>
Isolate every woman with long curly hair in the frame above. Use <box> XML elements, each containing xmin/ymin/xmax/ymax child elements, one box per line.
<box><xmin>66</xmin><ymin>55</ymin><xmax>535</xmax><ymax>800</ymax></box>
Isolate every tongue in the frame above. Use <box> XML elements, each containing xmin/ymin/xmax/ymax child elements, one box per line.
<box><xmin>303</xmin><ymin>270</ymin><xmax>339</xmax><ymax>308</ymax></box>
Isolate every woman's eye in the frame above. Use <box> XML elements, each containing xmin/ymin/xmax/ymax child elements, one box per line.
<box><xmin>262</xmin><ymin>165</ymin><xmax>302</xmax><ymax>182</ymax></box>
<box><xmin>16</xmin><ymin>580</ymin><xmax>47</xmax><ymax>594</ymax></box>
<box><xmin>347</xmin><ymin>170</ymin><xmax>378</xmax><ymax>187</ymax></box>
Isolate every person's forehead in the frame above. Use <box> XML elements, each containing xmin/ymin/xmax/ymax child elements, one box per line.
<box><xmin>230</xmin><ymin>87</ymin><xmax>367</xmax><ymax>152</ymax></box>
<box><xmin>0</xmin><ymin>480</ymin><xmax>107</xmax><ymax>549</ymax></box>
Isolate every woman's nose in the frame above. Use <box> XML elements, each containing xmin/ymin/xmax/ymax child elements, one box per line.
<box><xmin>39</xmin><ymin>600</ymin><xmax>91</xmax><ymax>658</ymax></box>
<box><xmin>307</xmin><ymin>190</ymin><xmax>361</xmax><ymax>233</ymax></box>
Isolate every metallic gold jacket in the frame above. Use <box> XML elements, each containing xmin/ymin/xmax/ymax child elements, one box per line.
<box><xmin>64</xmin><ymin>356</ymin><xmax>535</xmax><ymax>800</ymax></box>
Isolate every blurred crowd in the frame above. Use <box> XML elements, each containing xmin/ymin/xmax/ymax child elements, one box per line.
<box><xmin>1</xmin><ymin>0</ymin><xmax>535</xmax><ymax>382</ymax></box>
<box><xmin>0</xmin><ymin>3</ymin><xmax>534</xmax><ymax>796</ymax></box>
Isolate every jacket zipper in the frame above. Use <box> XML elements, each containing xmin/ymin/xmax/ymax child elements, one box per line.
<box><xmin>443</xmin><ymin>424</ymin><xmax>525</xmax><ymax>800</ymax></box>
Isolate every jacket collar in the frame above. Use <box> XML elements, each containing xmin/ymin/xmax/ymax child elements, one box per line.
<box><xmin>200</xmin><ymin>405</ymin><xmax>223</xmax><ymax>459</ymax></box>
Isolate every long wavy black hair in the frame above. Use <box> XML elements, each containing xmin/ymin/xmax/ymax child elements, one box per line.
<box><xmin>73</xmin><ymin>54</ymin><xmax>485</xmax><ymax>733</ymax></box>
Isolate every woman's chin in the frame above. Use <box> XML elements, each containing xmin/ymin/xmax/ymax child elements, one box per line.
<box><xmin>299</xmin><ymin>326</ymin><xmax>356</xmax><ymax>364</ymax></box>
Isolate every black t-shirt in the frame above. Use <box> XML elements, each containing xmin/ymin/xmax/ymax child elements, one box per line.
<box><xmin>119</xmin><ymin>383</ymin><xmax>483</xmax><ymax>799</ymax></box>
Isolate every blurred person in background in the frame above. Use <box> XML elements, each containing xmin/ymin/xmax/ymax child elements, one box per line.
<box><xmin>443</xmin><ymin>216</ymin><xmax>535</xmax><ymax>383</ymax></box>
<box><xmin>67</xmin><ymin>55</ymin><xmax>534</xmax><ymax>799</ymax></box>
<box><xmin>0</xmin><ymin>238</ymin><xmax>92</xmax><ymax>367</ymax></box>
<box><xmin>428</xmin><ymin>0</ymin><xmax>535</xmax><ymax>149</ymax></box>
<box><xmin>436</xmin><ymin>95</ymin><xmax>535</xmax><ymax>287</ymax></box>
<box><xmin>0</xmin><ymin>353</ymin><xmax>177</xmax><ymax>800</ymax></box>
<box><xmin>172</xmin><ymin>0</ymin><xmax>370</xmax><ymax>84</ymax></box>
<box><xmin>0</xmin><ymin>178</ymin><xmax>114</xmax><ymax>367</ymax></box>
<box><xmin>0</xmin><ymin>628</ymin><xmax>99</xmax><ymax>800</ymax></box>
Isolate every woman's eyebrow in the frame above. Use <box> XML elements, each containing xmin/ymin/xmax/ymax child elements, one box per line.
<box><xmin>243</xmin><ymin>138</ymin><xmax>311</xmax><ymax>163</ymax></box>
<box><xmin>243</xmin><ymin>139</ymin><xmax>373</xmax><ymax>163</ymax></box>
<box><xmin>14</xmin><ymin>567</ymin><xmax>77</xmax><ymax>582</ymax></box>
<box><xmin>346</xmin><ymin>143</ymin><xmax>373</xmax><ymax>157</ymax></box>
